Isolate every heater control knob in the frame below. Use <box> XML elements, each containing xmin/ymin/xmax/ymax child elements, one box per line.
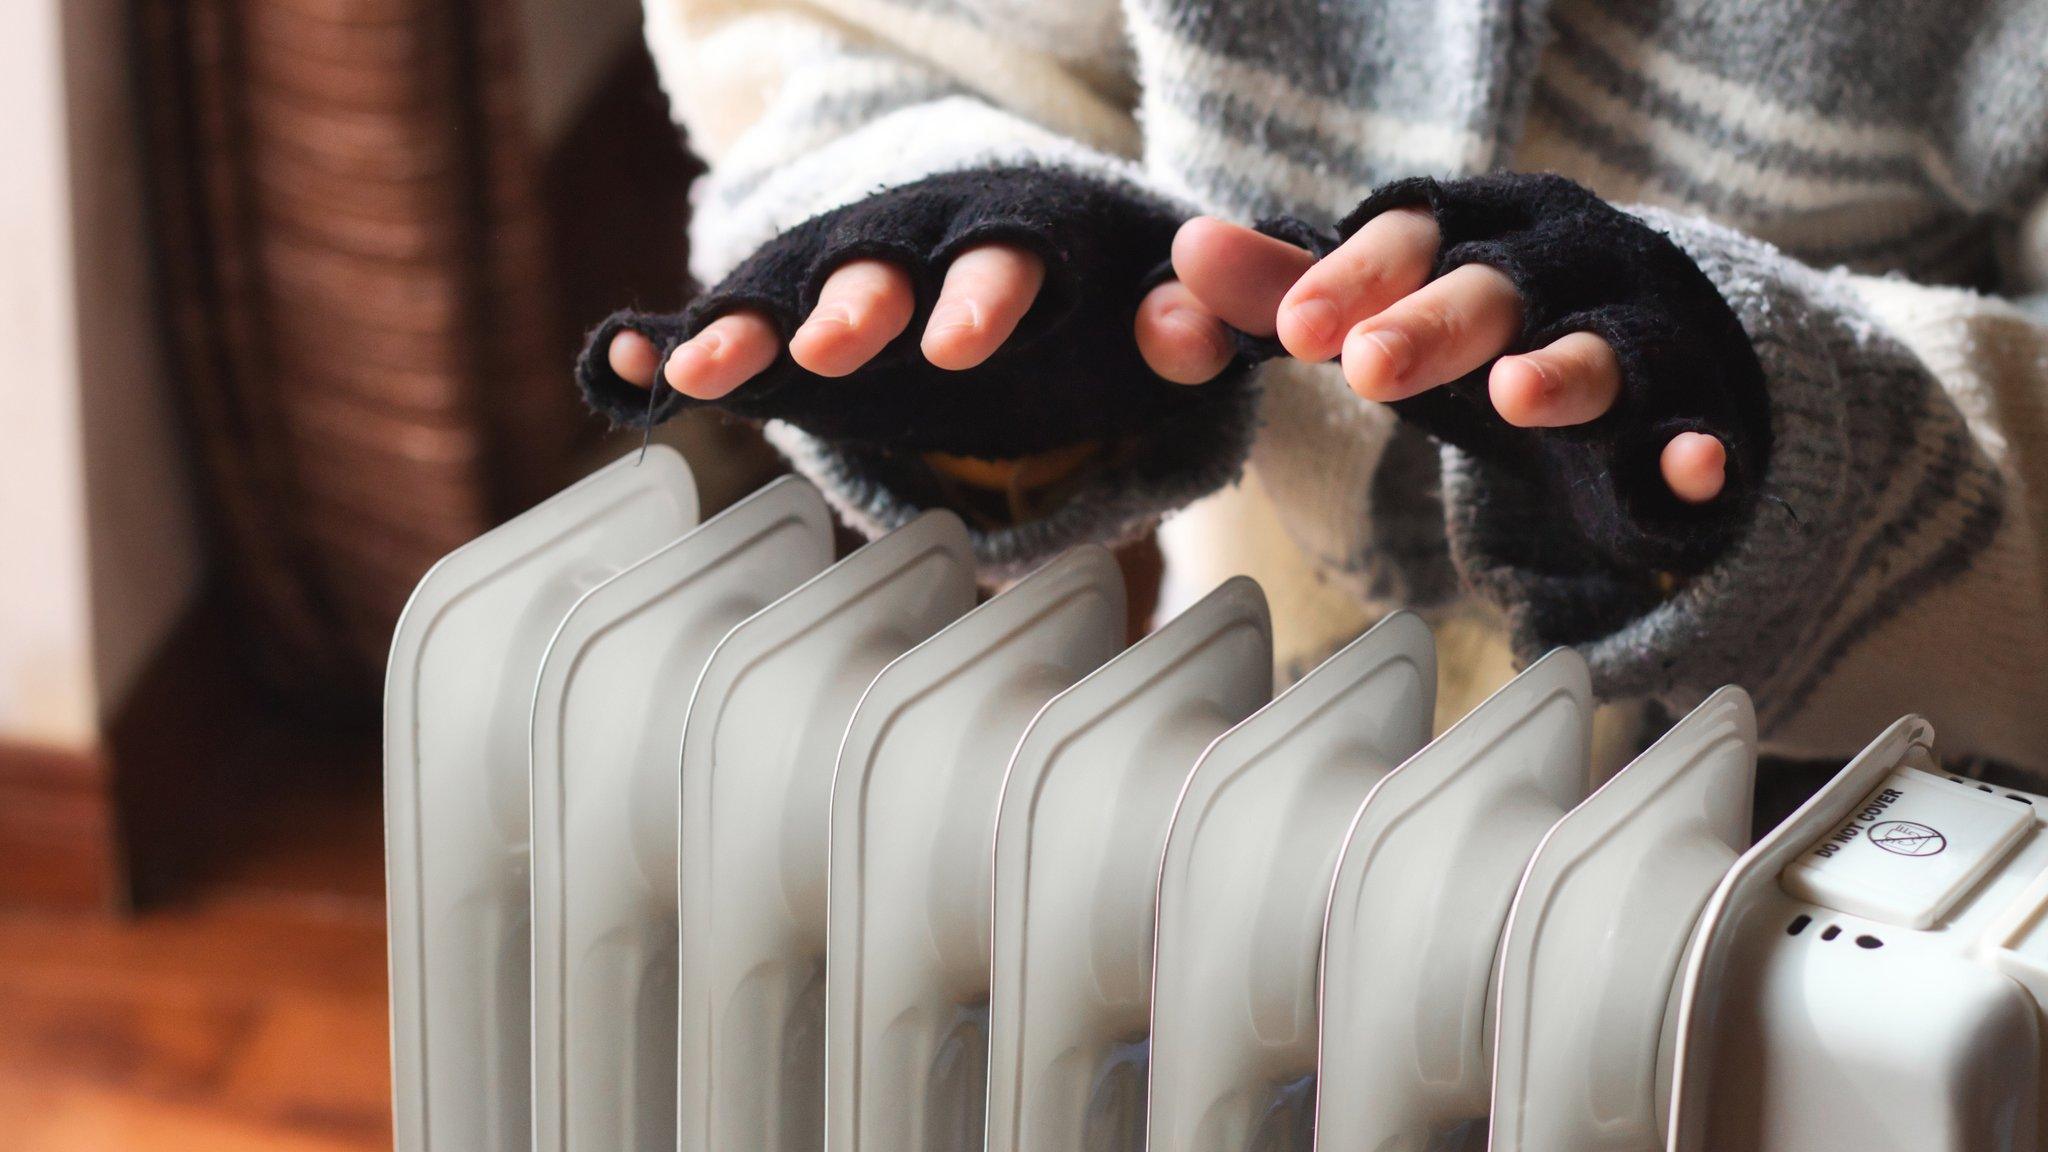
<box><xmin>1780</xmin><ymin>768</ymin><xmax>2035</xmax><ymax>929</ymax></box>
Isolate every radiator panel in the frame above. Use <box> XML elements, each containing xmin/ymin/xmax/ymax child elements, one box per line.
<box><xmin>984</xmin><ymin>577</ymin><xmax>1274</xmax><ymax>1152</ymax></box>
<box><xmin>1490</xmin><ymin>687</ymin><xmax>1756</xmax><ymax>1152</ymax></box>
<box><xmin>1145</xmin><ymin>611</ymin><xmax>1435</xmax><ymax>1152</ymax></box>
<box><xmin>675</xmin><ymin>510</ymin><xmax>976</xmax><ymax>1152</ymax></box>
<box><xmin>826</xmin><ymin>545</ymin><xmax>1127</xmax><ymax>1152</ymax></box>
<box><xmin>531</xmin><ymin>477</ymin><xmax>834</xmax><ymax>1152</ymax></box>
<box><xmin>1315</xmin><ymin>648</ymin><xmax>1594</xmax><ymax>1151</ymax></box>
<box><xmin>385</xmin><ymin>448</ymin><xmax>698</xmax><ymax>1152</ymax></box>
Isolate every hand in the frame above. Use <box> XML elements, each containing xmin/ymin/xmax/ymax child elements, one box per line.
<box><xmin>603</xmin><ymin>245</ymin><xmax>1239</xmax><ymax>404</ymax></box>
<box><xmin>1169</xmin><ymin>211</ymin><xmax>1728</xmax><ymax>504</ymax></box>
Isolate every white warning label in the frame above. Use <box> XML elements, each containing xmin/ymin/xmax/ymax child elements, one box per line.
<box><xmin>1781</xmin><ymin>769</ymin><xmax>2032</xmax><ymax>930</ymax></box>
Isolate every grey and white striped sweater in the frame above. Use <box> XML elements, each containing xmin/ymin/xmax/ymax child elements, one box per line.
<box><xmin>619</xmin><ymin>0</ymin><xmax>2048</xmax><ymax>773</ymax></box>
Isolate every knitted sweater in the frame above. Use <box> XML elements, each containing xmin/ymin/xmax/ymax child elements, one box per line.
<box><xmin>592</xmin><ymin>0</ymin><xmax>2048</xmax><ymax>775</ymax></box>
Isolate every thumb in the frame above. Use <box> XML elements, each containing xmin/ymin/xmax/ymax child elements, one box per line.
<box><xmin>1170</xmin><ymin>216</ymin><xmax>1317</xmax><ymax>339</ymax></box>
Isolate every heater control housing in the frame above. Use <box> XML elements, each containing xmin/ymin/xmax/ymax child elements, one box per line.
<box><xmin>1695</xmin><ymin>762</ymin><xmax>2048</xmax><ymax>1152</ymax></box>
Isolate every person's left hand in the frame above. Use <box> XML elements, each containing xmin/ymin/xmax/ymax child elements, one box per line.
<box><xmin>1168</xmin><ymin>208</ymin><xmax>1729</xmax><ymax>504</ymax></box>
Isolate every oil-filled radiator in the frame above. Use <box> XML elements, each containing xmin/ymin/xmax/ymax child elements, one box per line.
<box><xmin>384</xmin><ymin>447</ymin><xmax>2048</xmax><ymax>1152</ymax></box>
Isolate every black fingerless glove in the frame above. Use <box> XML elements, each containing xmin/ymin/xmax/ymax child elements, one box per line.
<box><xmin>576</xmin><ymin>165</ymin><xmax>1257</xmax><ymax>463</ymax></box>
<box><xmin>1265</xmin><ymin>173</ymin><xmax>1771</xmax><ymax>581</ymax></box>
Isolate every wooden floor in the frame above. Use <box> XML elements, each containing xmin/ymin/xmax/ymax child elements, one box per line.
<box><xmin>0</xmin><ymin>732</ymin><xmax>391</xmax><ymax>1151</ymax></box>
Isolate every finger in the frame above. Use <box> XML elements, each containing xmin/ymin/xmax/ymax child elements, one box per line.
<box><xmin>1134</xmin><ymin>279</ymin><xmax>1235</xmax><ymax>384</ymax></box>
<box><xmin>1487</xmin><ymin>331</ymin><xmax>1623</xmax><ymax>428</ymax></box>
<box><xmin>1340</xmin><ymin>263</ymin><xmax>1523</xmax><ymax>403</ymax></box>
<box><xmin>1277</xmin><ymin>207</ymin><xmax>1439</xmax><ymax>362</ymax></box>
<box><xmin>1170</xmin><ymin>216</ymin><xmax>1316</xmax><ymax>337</ymax></box>
<box><xmin>788</xmin><ymin>259</ymin><xmax>916</xmax><ymax>377</ymax></box>
<box><xmin>608</xmin><ymin>329</ymin><xmax>662</xmax><ymax>388</ymax></box>
<box><xmin>1661</xmin><ymin>432</ymin><xmax>1728</xmax><ymax>504</ymax></box>
<box><xmin>921</xmin><ymin>243</ymin><xmax>1045</xmax><ymax>370</ymax></box>
<box><xmin>662</xmin><ymin>311</ymin><xmax>780</xmax><ymax>400</ymax></box>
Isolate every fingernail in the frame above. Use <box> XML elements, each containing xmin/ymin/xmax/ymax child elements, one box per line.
<box><xmin>1286</xmin><ymin>297</ymin><xmax>1341</xmax><ymax>347</ymax></box>
<box><xmin>797</xmin><ymin>306</ymin><xmax>853</xmax><ymax>341</ymax></box>
<box><xmin>1365</xmin><ymin>328</ymin><xmax>1411</xmax><ymax>376</ymax></box>
<box><xmin>926</xmin><ymin>299</ymin><xmax>979</xmax><ymax>336</ymax></box>
<box><xmin>1166</xmin><ymin>308</ymin><xmax>1231</xmax><ymax>383</ymax></box>
<box><xmin>607</xmin><ymin>331</ymin><xmax>653</xmax><ymax>384</ymax></box>
<box><xmin>1508</xmin><ymin>355</ymin><xmax>1558</xmax><ymax>401</ymax></box>
<box><xmin>1351</xmin><ymin>326</ymin><xmax>1415</xmax><ymax>393</ymax></box>
<box><xmin>668</xmin><ymin>340</ymin><xmax>737</xmax><ymax>398</ymax></box>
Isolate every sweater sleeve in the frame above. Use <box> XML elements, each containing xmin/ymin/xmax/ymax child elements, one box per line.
<box><xmin>591</xmin><ymin>0</ymin><xmax>1261</xmax><ymax>577</ymax></box>
<box><xmin>1456</xmin><ymin>205</ymin><xmax>2048</xmax><ymax>770</ymax></box>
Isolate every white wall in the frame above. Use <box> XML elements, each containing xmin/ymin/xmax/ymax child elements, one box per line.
<box><xmin>0</xmin><ymin>0</ymin><xmax>205</xmax><ymax>752</ymax></box>
<box><xmin>0</xmin><ymin>0</ymin><xmax>99</xmax><ymax>751</ymax></box>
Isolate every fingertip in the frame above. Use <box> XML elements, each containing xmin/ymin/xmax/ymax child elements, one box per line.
<box><xmin>1487</xmin><ymin>354</ymin><xmax>1554</xmax><ymax>427</ymax></box>
<box><xmin>1169</xmin><ymin>216</ymin><xmax>1234</xmax><ymax>276</ymax></box>
<box><xmin>790</xmin><ymin>260</ymin><xmax>914</xmax><ymax>376</ymax></box>
<box><xmin>792</xmin><ymin>307</ymin><xmax>906</xmax><ymax>377</ymax></box>
<box><xmin>1171</xmin><ymin>217</ymin><xmax>1314</xmax><ymax>337</ymax></box>
<box><xmin>785</xmin><ymin>314</ymin><xmax>847</xmax><ymax>376</ymax></box>
<box><xmin>1136</xmin><ymin>283</ymin><xmax>1233</xmax><ymax>385</ymax></box>
<box><xmin>1486</xmin><ymin>331</ymin><xmax>1622</xmax><ymax>428</ymax></box>
<box><xmin>1661</xmin><ymin>431</ymin><xmax>1728</xmax><ymax>504</ymax></box>
<box><xmin>1156</xmin><ymin>315</ymin><xmax>1234</xmax><ymax>384</ymax></box>
<box><xmin>1341</xmin><ymin>325</ymin><xmax>1415</xmax><ymax>402</ymax></box>
<box><xmin>1276</xmin><ymin>208</ymin><xmax>1440</xmax><ymax>363</ymax></box>
<box><xmin>663</xmin><ymin>338</ymin><xmax>720</xmax><ymax>398</ymax></box>
<box><xmin>607</xmin><ymin>329</ymin><xmax>661</xmax><ymax>388</ymax></box>
<box><xmin>919</xmin><ymin>299</ymin><xmax>987</xmax><ymax>371</ymax></box>
<box><xmin>1275</xmin><ymin>293</ymin><xmax>1343</xmax><ymax>362</ymax></box>
<box><xmin>665</xmin><ymin>313</ymin><xmax>778</xmax><ymax>399</ymax></box>
<box><xmin>920</xmin><ymin>243</ymin><xmax>1044</xmax><ymax>371</ymax></box>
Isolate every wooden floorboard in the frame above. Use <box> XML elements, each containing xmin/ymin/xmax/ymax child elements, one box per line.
<box><xmin>0</xmin><ymin>732</ymin><xmax>391</xmax><ymax>1150</ymax></box>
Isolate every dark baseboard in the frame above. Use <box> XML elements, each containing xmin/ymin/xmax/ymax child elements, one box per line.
<box><xmin>0</xmin><ymin>585</ymin><xmax>270</xmax><ymax>913</ymax></box>
<box><xmin>103</xmin><ymin>585</ymin><xmax>271</xmax><ymax>910</ymax></box>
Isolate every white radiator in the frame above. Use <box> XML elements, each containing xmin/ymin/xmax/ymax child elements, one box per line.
<box><xmin>385</xmin><ymin>448</ymin><xmax>2048</xmax><ymax>1152</ymax></box>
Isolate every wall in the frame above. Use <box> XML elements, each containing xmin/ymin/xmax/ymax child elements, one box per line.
<box><xmin>0</xmin><ymin>0</ymin><xmax>647</xmax><ymax>751</ymax></box>
<box><xmin>66</xmin><ymin>0</ymin><xmax>206</xmax><ymax>723</ymax></box>
<box><xmin>0</xmin><ymin>0</ymin><xmax>645</xmax><ymax>745</ymax></box>
<box><xmin>0</xmin><ymin>0</ymin><xmax>207</xmax><ymax>753</ymax></box>
<box><xmin>0</xmin><ymin>0</ymin><xmax>642</xmax><ymax>907</ymax></box>
<box><xmin>0</xmin><ymin>0</ymin><xmax>99</xmax><ymax>751</ymax></box>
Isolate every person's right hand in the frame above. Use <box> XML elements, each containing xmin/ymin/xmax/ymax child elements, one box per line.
<box><xmin>604</xmin><ymin>243</ymin><xmax>1250</xmax><ymax>401</ymax></box>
